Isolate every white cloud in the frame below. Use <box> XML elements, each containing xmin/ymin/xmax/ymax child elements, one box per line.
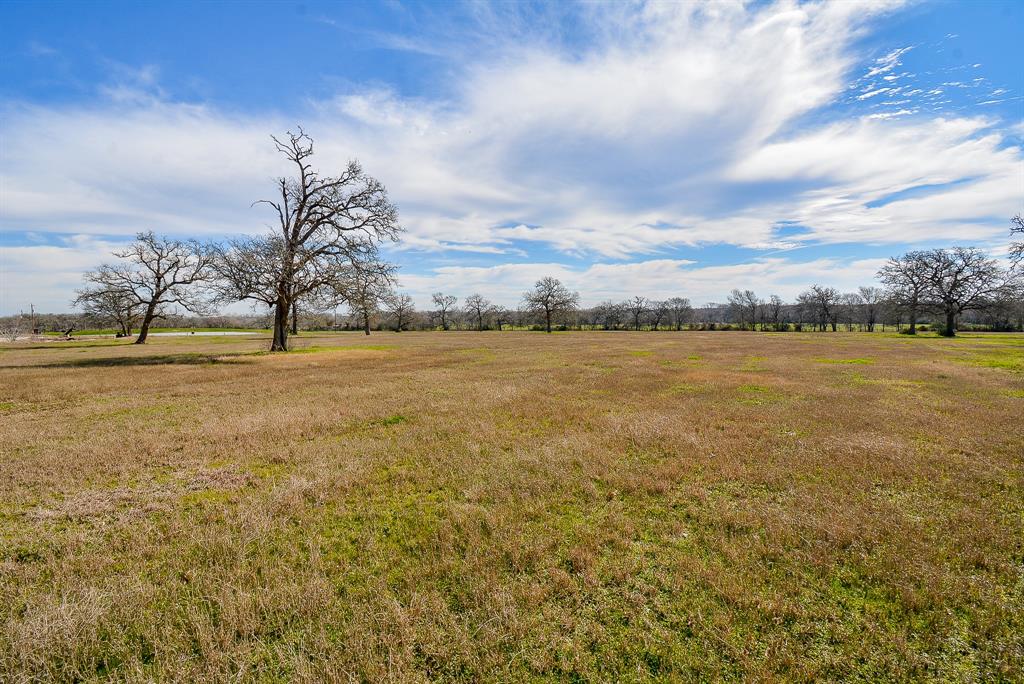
<box><xmin>0</xmin><ymin>236</ymin><xmax>127</xmax><ymax>314</ymax></box>
<box><xmin>729</xmin><ymin>116</ymin><xmax>1022</xmax><ymax>244</ymax></box>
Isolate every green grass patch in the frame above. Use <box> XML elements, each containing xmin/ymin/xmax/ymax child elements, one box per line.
<box><xmin>736</xmin><ymin>384</ymin><xmax>783</xmax><ymax>406</ymax></box>
<box><xmin>954</xmin><ymin>350</ymin><xmax>1024</xmax><ymax>373</ymax></box>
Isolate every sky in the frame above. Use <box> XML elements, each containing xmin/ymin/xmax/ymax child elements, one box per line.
<box><xmin>1</xmin><ymin>0</ymin><xmax>1022</xmax><ymax>314</ymax></box>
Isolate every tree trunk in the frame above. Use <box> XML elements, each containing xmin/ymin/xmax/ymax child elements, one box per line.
<box><xmin>364</xmin><ymin>313</ymin><xmax>371</xmax><ymax>335</ymax></box>
<box><xmin>291</xmin><ymin>301</ymin><xmax>298</xmax><ymax>335</ymax></box>
<box><xmin>545</xmin><ymin>309</ymin><xmax>552</xmax><ymax>333</ymax></box>
<box><xmin>271</xmin><ymin>298</ymin><xmax>290</xmax><ymax>351</ymax></box>
<box><xmin>908</xmin><ymin>305</ymin><xmax>917</xmax><ymax>334</ymax></box>
<box><xmin>135</xmin><ymin>300</ymin><xmax>159</xmax><ymax>344</ymax></box>
<box><xmin>942</xmin><ymin>310</ymin><xmax>956</xmax><ymax>337</ymax></box>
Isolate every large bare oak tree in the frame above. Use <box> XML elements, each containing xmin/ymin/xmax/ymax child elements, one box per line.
<box><xmin>920</xmin><ymin>247</ymin><xmax>1012</xmax><ymax>337</ymax></box>
<box><xmin>218</xmin><ymin>129</ymin><xmax>400</xmax><ymax>351</ymax></box>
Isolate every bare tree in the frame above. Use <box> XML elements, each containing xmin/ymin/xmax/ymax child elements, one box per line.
<box><xmin>878</xmin><ymin>251</ymin><xmax>930</xmax><ymax>334</ymax></box>
<box><xmin>594</xmin><ymin>300</ymin><xmax>625</xmax><ymax>330</ymax></box>
<box><xmin>492</xmin><ymin>306</ymin><xmax>510</xmax><ymax>331</ymax></box>
<box><xmin>1</xmin><ymin>317</ymin><xmax>25</xmax><ymax>342</ymax></box>
<box><xmin>858</xmin><ymin>286</ymin><xmax>884</xmax><ymax>332</ymax></box>
<box><xmin>225</xmin><ymin>129</ymin><xmax>400</xmax><ymax>351</ymax></box>
<box><xmin>727</xmin><ymin>289</ymin><xmax>759</xmax><ymax>330</ymax></box>
<box><xmin>839</xmin><ymin>292</ymin><xmax>861</xmax><ymax>331</ymax></box>
<box><xmin>1011</xmin><ymin>214</ymin><xmax>1024</xmax><ymax>267</ymax></box>
<box><xmin>385</xmin><ymin>293</ymin><xmax>415</xmax><ymax>331</ymax></box>
<box><xmin>432</xmin><ymin>293</ymin><xmax>458</xmax><ymax>330</ymax></box>
<box><xmin>346</xmin><ymin>262</ymin><xmax>396</xmax><ymax>335</ymax></box>
<box><xmin>920</xmin><ymin>247</ymin><xmax>1011</xmax><ymax>337</ymax></box>
<box><xmin>81</xmin><ymin>231</ymin><xmax>213</xmax><ymax>344</ymax></box>
<box><xmin>523</xmin><ymin>277</ymin><xmax>579</xmax><ymax>333</ymax></box>
<box><xmin>798</xmin><ymin>285</ymin><xmax>840</xmax><ymax>331</ymax></box>
<box><xmin>73</xmin><ymin>285</ymin><xmax>144</xmax><ymax>337</ymax></box>
<box><xmin>625</xmin><ymin>296</ymin><xmax>648</xmax><ymax>331</ymax></box>
<box><xmin>648</xmin><ymin>300</ymin><xmax>670</xmax><ymax>331</ymax></box>
<box><xmin>765</xmin><ymin>295</ymin><xmax>784</xmax><ymax>331</ymax></box>
<box><xmin>665</xmin><ymin>297</ymin><xmax>692</xmax><ymax>331</ymax></box>
<box><xmin>464</xmin><ymin>293</ymin><xmax>494</xmax><ymax>331</ymax></box>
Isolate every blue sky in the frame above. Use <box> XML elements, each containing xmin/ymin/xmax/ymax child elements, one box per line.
<box><xmin>1</xmin><ymin>0</ymin><xmax>1022</xmax><ymax>313</ymax></box>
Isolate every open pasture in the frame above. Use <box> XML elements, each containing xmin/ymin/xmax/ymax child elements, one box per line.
<box><xmin>1</xmin><ymin>331</ymin><xmax>1022</xmax><ymax>681</ymax></box>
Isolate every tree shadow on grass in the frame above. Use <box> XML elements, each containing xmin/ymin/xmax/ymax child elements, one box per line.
<box><xmin>1</xmin><ymin>352</ymin><xmax>262</xmax><ymax>369</ymax></box>
<box><xmin>0</xmin><ymin>341</ymin><xmax>132</xmax><ymax>351</ymax></box>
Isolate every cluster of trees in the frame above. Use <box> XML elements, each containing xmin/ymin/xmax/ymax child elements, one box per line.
<box><xmin>73</xmin><ymin>129</ymin><xmax>402</xmax><ymax>351</ymax></box>
<box><xmin>380</xmin><ymin>279</ymin><xmax>580</xmax><ymax>334</ymax></box>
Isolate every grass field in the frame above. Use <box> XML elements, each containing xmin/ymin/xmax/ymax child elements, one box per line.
<box><xmin>1</xmin><ymin>331</ymin><xmax>1022</xmax><ymax>682</ymax></box>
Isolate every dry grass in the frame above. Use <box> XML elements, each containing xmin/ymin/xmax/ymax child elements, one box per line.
<box><xmin>1</xmin><ymin>331</ymin><xmax>1022</xmax><ymax>682</ymax></box>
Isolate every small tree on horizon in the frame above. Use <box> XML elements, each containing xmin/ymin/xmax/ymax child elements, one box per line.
<box><xmin>856</xmin><ymin>286</ymin><xmax>884</xmax><ymax>332</ymax></box>
<box><xmin>649</xmin><ymin>300</ymin><xmax>670</xmax><ymax>331</ymax></box>
<box><xmin>431</xmin><ymin>293</ymin><xmax>458</xmax><ymax>330</ymax></box>
<box><xmin>523</xmin><ymin>277</ymin><xmax>579</xmax><ymax>333</ymax></box>
<box><xmin>345</xmin><ymin>261</ymin><xmax>396</xmax><ymax>335</ymax></box>
<box><xmin>728</xmin><ymin>289</ymin><xmax>759</xmax><ymax>330</ymax></box>
<box><xmin>878</xmin><ymin>251</ymin><xmax>930</xmax><ymax>334</ymax></box>
<box><xmin>666</xmin><ymin>297</ymin><xmax>693</xmax><ymax>331</ymax></box>
<box><xmin>464</xmin><ymin>293</ymin><xmax>494</xmax><ymax>331</ymax></box>
<box><xmin>626</xmin><ymin>296</ymin><xmax>648</xmax><ymax>331</ymax></box>
<box><xmin>385</xmin><ymin>293</ymin><xmax>416</xmax><ymax>331</ymax></box>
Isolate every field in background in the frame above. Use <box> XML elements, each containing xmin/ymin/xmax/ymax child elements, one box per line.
<box><xmin>1</xmin><ymin>331</ymin><xmax>1022</xmax><ymax>681</ymax></box>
